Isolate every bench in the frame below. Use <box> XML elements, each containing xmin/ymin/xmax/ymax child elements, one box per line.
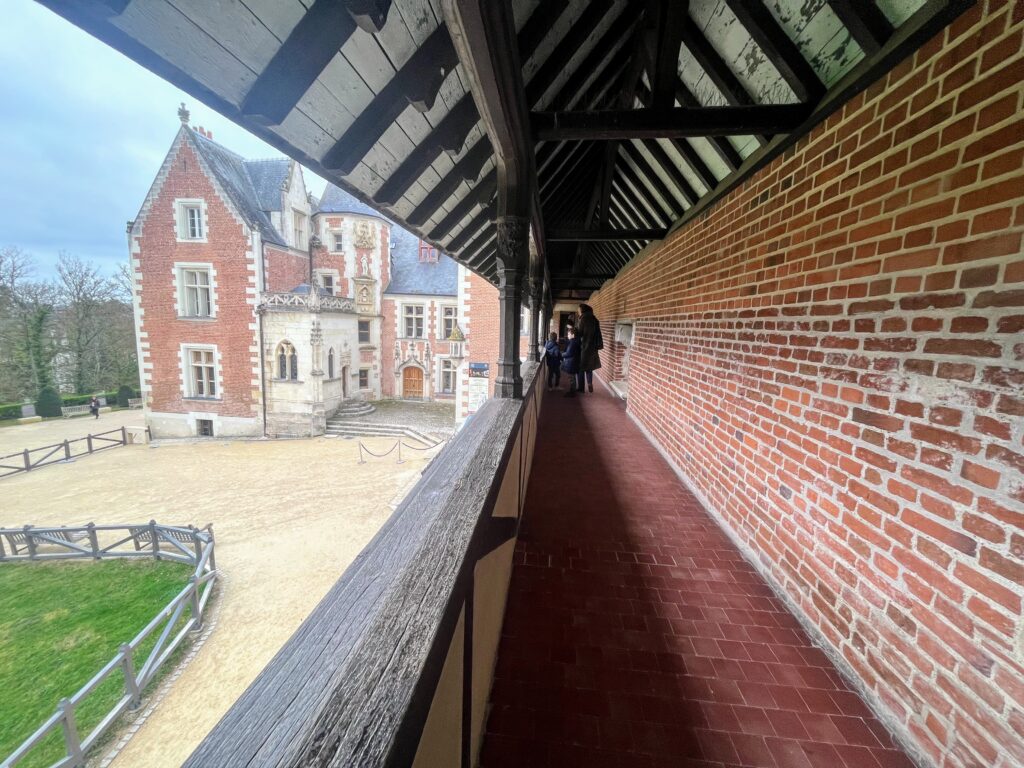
<box><xmin>60</xmin><ymin>405</ymin><xmax>113</xmax><ymax>418</ymax></box>
<box><xmin>128</xmin><ymin>398</ymin><xmax>143</xmax><ymax>409</ymax></box>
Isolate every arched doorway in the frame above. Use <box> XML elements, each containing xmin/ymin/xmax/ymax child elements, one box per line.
<box><xmin>402</xmin><ymin>366</ymin><xmax>424</xmax><ymax>400</ymax></box>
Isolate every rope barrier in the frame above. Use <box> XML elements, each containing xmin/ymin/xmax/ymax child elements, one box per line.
<box><xmin>399</xmin><ymin>440</ymin><xmax>443</xmax><ymax>452</ymax></box>
<box><xmin>356</xmin><ymin>438</ymin><xmax>444</xmax><ymax>463</ymax></box>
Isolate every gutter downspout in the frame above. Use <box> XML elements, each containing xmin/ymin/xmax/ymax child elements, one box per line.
<box><xmin>256</xmin><ymin>234</ymin><xmax>268</xmax><ymax>437</ymax></box>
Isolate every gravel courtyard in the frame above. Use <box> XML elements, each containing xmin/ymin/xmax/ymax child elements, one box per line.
<box><xmin>0</xmin><ymin>410</ymin><xmax>145</xmax><ymax>456</ymax></box>
<box><xmin>0</xmin><ymin>433</ymin><xmax>436</xmax><ymax>767</ymax></box>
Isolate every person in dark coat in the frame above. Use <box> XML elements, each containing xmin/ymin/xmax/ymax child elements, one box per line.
<box><xmin>89</xmin><ymin>396</ymin><xmax>100</xmax><ymax>419</ymax></box>
<box><xmin>576</xmin><ymin>303</ymin><xmax>602</xmax><ymax>394</ymax></box>
<box><xmin>543</xmin><ymin>332</ymin><xmax>562</xmax><ymax>390</ymax></box>
<box><xmin>561</xmin><ymin>328</ymin><xmax>581</xmax><ymax>397</ymax></box>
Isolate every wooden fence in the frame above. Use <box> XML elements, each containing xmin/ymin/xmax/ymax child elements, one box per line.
<box><xmin>0</xmin><ymin>427</ymin><xmax>146</xmax><ymax>480</ymax></box>
<box><xmin>0</xmin><ymin>523</ymin><xmax>217</xmax><ymax>768</ymax></box>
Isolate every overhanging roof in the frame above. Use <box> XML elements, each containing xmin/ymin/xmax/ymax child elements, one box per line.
<box><xmin>39</xmin><ymin>0</ymin><xmax>971</xmax><ymax>298</ymax></box>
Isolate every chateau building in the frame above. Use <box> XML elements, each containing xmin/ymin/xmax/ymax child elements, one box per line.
<box><xmin>129</xmin><ymin>110</ymin><xmax>488</xmax><ymax>439</ymax></box>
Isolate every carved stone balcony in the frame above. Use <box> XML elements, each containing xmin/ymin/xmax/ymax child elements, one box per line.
<box><xmin>259</xmin><ymin>291</ymin><xmax>356</xmax><ymax>314</ymax></box>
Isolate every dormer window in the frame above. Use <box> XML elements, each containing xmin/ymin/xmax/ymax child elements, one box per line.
<box><xmin>418</xmin><ymin>241</ymin><xmax>438</xmax><ymax>263</ymax></box>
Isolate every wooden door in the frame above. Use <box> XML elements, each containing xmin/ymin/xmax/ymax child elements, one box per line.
<box><xmin>402</xmin><ymin>366</ymin><xmax>424</xmax><ymax>399</ymax></box>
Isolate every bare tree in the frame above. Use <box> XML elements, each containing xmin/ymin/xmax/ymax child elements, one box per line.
<box><xmin>55</xmin><ymin>252</ymin><xmax>117</xmax><ymax>394</ymax></box>
<box><xmin>0</xmin><ymin>246</ymin><xmax>57</xmax><ymax>400</ymax></box>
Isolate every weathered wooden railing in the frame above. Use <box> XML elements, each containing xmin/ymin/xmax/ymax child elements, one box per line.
<box><xmin>0</xmin><ymin>523</ymin><xmax>217</xmax><ymax>768</ymax></box>
<box><xmin>182</xmin><ymin>363</ymin><xmax>544</xmax><ymax>767</ymax></box>
<box><xmin>0</xmin><ymin>427</ymin><xmax>144</xmax><ymax>480</ymax></box>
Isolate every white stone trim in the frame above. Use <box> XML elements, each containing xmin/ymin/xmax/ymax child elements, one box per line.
<box><xmin>178</xmin><ymin>343</ymin><xmax>223</xmax><ymax>400</ymax></box>
<box><xmin>315</xmin><ymin>268</ymin><xmax>341</xmax><ymax>295</ymax></box>
<box><xmin>172</xmin><ymin>261</ymin><xmax>218</xmax><ymax>319</ymax></box>
<box><xmin>400</xmin><ymin>301</ymin><xmax>427</xmax><ymax>339</ymax></box>
<box><xmin>173</xmin><ymin>197</ymin><xmax>209</xmax><ymax>243</ymax></box>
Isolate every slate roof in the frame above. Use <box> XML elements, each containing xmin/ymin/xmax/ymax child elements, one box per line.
<box><xmin>385</xmin><ymin>225</ymin><xmax>458</xmax><ymax>297</ymax></box>
<box><xmin>244</xmin><ymin>159</ymin><xmax>291</xmax><ymax>213</ymax></box>
<box><xmin>189</xmin><ymin>130</ymin><xmax>287</xmax><ymax>246</ymax></box>
<box><xmin>317</xmin><ymin>183</ymin><xmax>384</xmax><ymax>218</ymax></box>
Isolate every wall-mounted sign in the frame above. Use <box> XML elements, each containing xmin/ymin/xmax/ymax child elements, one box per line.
<box><xmin>467</xmin><ymin>362</ymin><xmax>489</xmax><ymax>414</ymax></box>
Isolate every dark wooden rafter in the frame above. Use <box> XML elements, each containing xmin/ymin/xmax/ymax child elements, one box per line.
<box><xmin>647</xmin><ymin>0</ymin><xmax>688</xmax><ymax>109</ymax></box>
<box><xmin>548</xmin><ymin>228</ymin><xmax>665</xmax><ymax>242</ymax></box>
<box><xmin>407</xmin><ymin>140</ymin><xmax>491</xmax><ymax>226</ymax></box>
<box><xmin>373</xmin><ymin>0</ymin><xmax>570</xmax><ymax>206</ymax></box>
<box><xmin>240</xmin><ymin>2</ymin><xmax>358</xmax><ymax>125</ymax></box>
<box><xmin>428</xmin><ymin>170</ymin><xmax>496</xmax><ymax>241</ymax></box>
<box><xmin>445</xmin><ymin>200</ymin><xmax>496</xmax><ymax>253</ymax></box>
<box><xmin>532</xmin><ymin>104</ymin><xmax>812</xmax><ymax>140</ymax></box>
<box><xmin>724</xmin><ymin>0</ymin><xmax>825</xmax><ymax>103</ymax></box>
<box><xmin>344</xmin><ymin>0</ymin><xmax>392</xmax><ymax>34</ymax></box>
<box><xmin>634</xmin><ymin>81</ymin><xmax>718</xmax><ymax>193</ymax></box>
<box><xmin>619</xmin><ymin>141</ymin><xmax>683</xmax><ymax>219</ymax></box>
<box><xmin>676</xmin><ymin>78</ymin><xmax>743</xmax><ymax>169</ymax></box>
<box><xmin>640</xmin><ymin>138</ymin><xmax>699</xmax><ymax>205</ymax></box>
<box><xmin>827</xmin><ymin>0</ymin><xmax>895</xmax><ymax>55</ymax></box>
<box><xmin>322</xmin><ymin>24</ymin><xmax>459</xmax><ymax>174</ymax></box>
<box><xmin>615</xmin><ymin>159</ymin><xmax>671</xmax><ymax>225</ymax></box>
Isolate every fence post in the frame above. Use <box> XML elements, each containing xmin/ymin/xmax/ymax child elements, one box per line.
<box><xmin>25</xmin><ymin>525</ymin><xmax>37</xmax><ymax>559</ymax></box>
<box><xmin>58</xmin><ymin>698</ymin><xmax>85</xmax><ymax>767</ymax></box>
<box><xmin>87</xmin><ymin>523</ymin><xmax>99</xmax><ymax>559</ymax></box>
<box><xmin>64</xmin><ymin>439</ymin><xmax>71</xmax><ymax>461</ymax></box>
<box><xmin>189</xmin><ymin>575</ymin><xmax>203</xmax><ymax>631</ymax></box>
<box><xmin>397</xmin><ymin>440</ymin><xmax>404</xmax><ymax>464</ymax></box>
<box><xmin>87</xmin><ymin>435</ymin><xmax>93</xmax><ymax>454</ymax></box>
<box><xmin>121</xmin><ymin>644</ymin><xmax>142</xmax><ymax>710</ymax></box>
<box><xmin>150</xmin><ymin>519</ymin><xmax>160</xmax><ymax>560</ymax></box>
<box><xmin>207</xmin><ymin>525</ymin><xmax>216</xmax><ymax>572</ymax></box>
<box><xmin>23</xmin><ymin>448</ymin><xmax>30</xmax><ymax>472</ymax></box>
<box><xmin>121</xmin><ymin>425</ymin><xmax>128</xmax><ymax>445</ymax></box>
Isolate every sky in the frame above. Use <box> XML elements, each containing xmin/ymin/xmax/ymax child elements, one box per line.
<box><xmin>0</xmin><ymin>1</ymin><xmax>328</xmax><ymax>279</ymax></box>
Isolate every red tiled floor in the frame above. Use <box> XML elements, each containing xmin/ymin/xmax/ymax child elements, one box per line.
<box><xmin>480</xmin><ymin>383</ymin><xmax>914</xmax><ymax>768</ymax></box>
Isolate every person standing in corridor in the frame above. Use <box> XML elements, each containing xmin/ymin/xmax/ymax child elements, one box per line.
<box><xmin>576</xmin><ymin>303</ymin><xmax>602</xmax><ymax>394</ymax></box>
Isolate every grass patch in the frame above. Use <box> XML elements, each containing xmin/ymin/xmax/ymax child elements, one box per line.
<box><xmin>0</xmin><ymin>559</ymin><xmax>191</xmax><ymax>767</ymax></box>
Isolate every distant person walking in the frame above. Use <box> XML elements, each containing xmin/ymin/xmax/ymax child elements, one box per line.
<box><xmin>543</xmin><ymin>332</ymin><xmax>562</xmax><ymax>390</ymax></box>
<box><xmin>576</xmin><ymin>303</ymin><xmax>603</xmax><ymax>394</ymax></box>
<box><xmin>89</xmin><ymin>396</ymin><xmax>100</xmax><ymax>419</ymax></box>
<box><xmin>561</xmin><ymin>328</ymin><xmax>581</xmax><ymax>397</ymax></box>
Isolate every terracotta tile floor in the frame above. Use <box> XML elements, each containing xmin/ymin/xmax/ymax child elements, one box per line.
<box><xmin>480</xmin><ymin>381</ymin><xmax>914</xmax><ymax>768</ymax></box>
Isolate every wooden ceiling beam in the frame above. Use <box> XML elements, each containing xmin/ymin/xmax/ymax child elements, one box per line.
<box><xmin>639</xmin><ymin>138</ymin><xmax>699</xmax><ymax>205</ymax></box>
<box><xmin>444</xmin><ymin>200</ymin><xmax>496</xmax><ymax>253</ymax></box>
<box><xmin>407</xmin><ymin>139</ymin><xmax>492</xmax><ymax>226</ymax></box>
<box><xmin>676</xmin><ymin>78</ymin><xmax>742</xmax><ymax>170</ymax></box>
<box><xmin>373</xmin><ymin>0</ymin><xmax>569</xmax><ymax>206</ymax></box>
<box><xmin>828</xmin><ymin>0</ymin><xmax>894</xmax><ymax>55</ymax></box>
<box><xmin>428</xmin><ymin>170</ymin><xmax>497</xmax><ymax>241</ymax></box>
<box><xmin>532</xmin><ymin>103</ymin><xmax>811</xmax><ymax>140</ymax></box>
<box><xmin>321</xmin><ymin>24</ymin><xmax>459</xmax><ymax>174</ymax></box>
<box><xmin>648</xmin><ymin>1</ymin><xmax>688</xmax><ymax>108</ymax></box>
<box><xmin>240</xmin><ymin>1</ymin><xmax>357</xmax><ymax>126</ymax></box>
<box><xmin>525</xmin><ymin>0</ymin><xmax>615</xmax><ymax>107</ymax></box>
<box><xmin>615</xmin><ymin>160</ymin><xmax>671</xmax><ymax>226</ymax></box>
<box><xmin>725</xmin><ymin>0</ymin><xmax>824</xmax><ymax>103</ymax></box>
<box><xmin>620</xmin><ymin>141</ymin><xmax>683</xmax><ymax>219</ymax></box>
<box><xmin>547</xmin><ymin>228</ymin><xmax>666</xmax><ymax>242</ymax></box>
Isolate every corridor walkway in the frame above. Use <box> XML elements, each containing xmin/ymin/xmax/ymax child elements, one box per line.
<box><xmin>480</xmin><ymin>382</ymin><xmax>914</xmax><ymax>768</ymax></box>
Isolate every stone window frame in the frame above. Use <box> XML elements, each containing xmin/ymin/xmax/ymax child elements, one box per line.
<box><xmin>439</xmin><ymin>304</ymin><xmax>458</xmax><ymax>341</ymax></box>
<box><xmin>315</xmin><ymin>268</ymin><xmax>340</xmax><ymax>296</ymax></box>
<box><xmin>275</xmin><ymin>340</ymin><xmax>300</xmax><ymax>382</ymax></box>
<box><xmin>402</xmin><ymin>303</ymin><xmax>425</xmax><ymax>339</ymax></box>
<box><xmin>179</xmin><ymin>343</ymin><xmax>222</xmax><ymax>400</ymax></box>
<box><xmin>174</xmin><ymin>198</ymin><xmax>208</xmax><ymax>243</ymax></box>
<box><xmin>173</xmin><ymin>261</ymin><xmax>218</xmax><ymax>319</ymax></box>
<box><xmin>358</xmin><ymin>319</ymin><xmax>372</xmax><ymax>345</ymax></box>
<box><xmin>358</xmin><ymin>368</ymin><xmax>370</xmax><ymax>390</ymax></box>
<box><xmin>439</xmin><ymin>357</ymin><xmax>456</xmax><ymax>395</ymax></box>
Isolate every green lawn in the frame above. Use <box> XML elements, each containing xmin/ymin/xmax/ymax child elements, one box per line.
<box><xmin>0</xmin><ymin>559</ymin><xmax>190</xmax><ymax>767</ymax></box>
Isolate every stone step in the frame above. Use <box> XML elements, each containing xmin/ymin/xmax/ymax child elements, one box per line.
<box><xmin>324</xmin><ymin>420</ymin><xmax>441</xmax><ymax>449</ymax></box>
<box><xmin>335</xmin><ymin>401</ymin><xmax>376</xmax><ymax>416</ymax></box>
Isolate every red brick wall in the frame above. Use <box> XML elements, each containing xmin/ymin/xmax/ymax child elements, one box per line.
<box><xmin>265</xmin><ymin>244</ymin><xmax>307</xmax><ymax>292</ymax></box>
<box><xmin>589</xmin><ymin>5</ymin><xmax>1023</xmax><ymax>766</ymax></box>
<box><xmin>134</xmin><ymin>138</ymin><xmax>259</xmax><ymax>419</ymax></box>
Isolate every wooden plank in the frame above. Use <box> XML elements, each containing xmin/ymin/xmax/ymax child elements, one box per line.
<box><xmin>675</xmin><ymin>77</ymin><xmax>742</xmax><ymax>169</ymax></box>
<box><xmin>345</xmin><ymin>0</ymin><xmax>392</xmax><ymax>33</ymax></box>
<box><xmin>827</xmin><ymin>0</ymin><xmax>894</xmax><ymax>54</ymax></box>
<box><xmin>725</xmin><ymin>0</ymin><xmax>825</xmax><ymax>103</ymax></box>
<box><xmin>615</xmin><ymin>160</ymin><xmax>671</xmax><ymax>225</ymax></box>
<box><xmin>547</xmin><ymin>228</ymin><xmax>665</xmax><ymax>242</ymax></box>
<box><xmin>239</xmin><ymin>0</ymin><xmax>357</xmax><ymax>125</ymax></box>
<box><xmin>321</xmin><ymin>24</ymin><xmax>458</xmax><ymax>174</ymax></box>
<box><xmin>428</xmin><ymin>170</ymin><xmax>497</xmax><ymax>241</ymax></box>
<box><xmin>620</xmin><ymin>141</ymin><xmax>682</xmax><ymax>219</ymax></box>
<box><xmin>531</xmin><ymin>103</ymin><xmax>812</xmax><ymax>140</ymax></box>
<box><xmin>524</xmin><ymin>0</ymin><xmax>614</xmax><ymax>107</ymax></box>
<box><xmin>648</xmin><ymin>1</ymin><xmax>688</xmax><ymax>108</ymax></box>
<box><xmin>407</xmin><ymin>139</ymin><xmax>492</xmax><ymax>225</ymax></box>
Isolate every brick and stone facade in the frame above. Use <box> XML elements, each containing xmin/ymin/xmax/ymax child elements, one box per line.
<box><xmin>587</xmin><ymin>4</ymin><xmax>1024</xmax><ymax>765</ymax></box>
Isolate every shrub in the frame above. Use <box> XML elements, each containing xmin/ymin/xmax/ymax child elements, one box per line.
<box><xmin>0</xmin><ymin>403</ymin><xmax>23</xmax><ymax>420</ymax></box>
<box><xmin>117</xmin><ymin>385</ymin><xmax>134</xmax><ymax>408</ymax></box>
<box><xmin>36</xmin><ymin>387</ymin><xmax>63</xmax><ymax>418</ymax></box>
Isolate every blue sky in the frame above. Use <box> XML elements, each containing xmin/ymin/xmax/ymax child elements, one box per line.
<box><xmin>0</xmin><ymin>1</ymin><xmax>327</xmax><ymax>278</ymax></box>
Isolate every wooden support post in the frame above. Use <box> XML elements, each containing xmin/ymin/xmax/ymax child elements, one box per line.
<box><xmin>25</xmin><ymin>525</ymin><xmax>37</xmax><ymax>559</ymax></box>
<box><xmin>87</xmin><ymin>435</ymin><xmax>93</xmax><ymax>454</ymax></box>
<box><xmin>121</xmin><ymin>643</ymin><xmax>142</xmax><ymax>709</ymax></box>
<box><xmin>87</xmin><ymin>523</ymin><xmax>99</xmax><ymax>559</ymax></box>
<box><xmin>22</xmin><ymin>448</ymin><xmax>30</xmax><ymax>472</ymax></box>
<box><xmin>58</xmin><ymin>698</ymin><xmax>85</xmax><ymax>767</ymax></box>
<box><xmin>63</xmin><ymin>439</ymin><xmax>71</xmax><ymax>461</ymax></box>
<box><xmin>189</xmin><ymin>576</ymin><xmax>203</xmax><ymax>630</ymax></box>
<box><xmin>495</xmin><ymin>216</ymin><xmax>528</xmax><ymax>399</ymax></box>
<box><xmin>121</xmin><ymin>425</ymin><xmax>127</xmax><ymax>445</ymax></box>
<box><xmin>150</xmin><ymin>519</ymin><xmax>160</xmax><ymax>561</ymax></box>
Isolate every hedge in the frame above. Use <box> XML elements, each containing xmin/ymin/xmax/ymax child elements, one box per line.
<box><xmin>0</xmin><ymin>403</ymin><xmax>24</xmax><ymax>420</ymax></box>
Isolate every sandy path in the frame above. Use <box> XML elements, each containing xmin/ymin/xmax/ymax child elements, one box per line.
<box><xmin>0</xmin><ymin>434</ymin><xmax>432</xmax><ymax>768</ymax></box>
<box><xmin>0</xmin><ymin>411</ymin><xmax>146</xmax><ymax>455</ymax></box>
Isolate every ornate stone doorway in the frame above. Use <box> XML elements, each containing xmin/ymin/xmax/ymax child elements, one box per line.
<box><xmin>402</xmin><ymin>366</ymin><xmax>424</xmax><ymax>400</ymax></box>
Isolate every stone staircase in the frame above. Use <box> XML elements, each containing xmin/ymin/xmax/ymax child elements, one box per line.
<box><xmin>325</xmin><ymin>418</ymin><xmax>442</xmax><ymax>449</ymax></box>
<box><xmin>334</xmin><ymin>399</ymin><xmax>376</xmax><ymax>418</ymax></box>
